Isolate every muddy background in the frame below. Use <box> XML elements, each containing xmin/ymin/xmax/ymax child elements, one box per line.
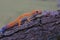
<box><xmin>0</xmin><ymin>0</ymin><xmax>58</xmax><ymax>28</ymax></box>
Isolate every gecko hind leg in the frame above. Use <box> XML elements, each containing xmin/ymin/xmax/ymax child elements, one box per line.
<box><xmin>18</xmin><ymin>17</ymin><xmax>28</xmax><ymax>27</ymax></box>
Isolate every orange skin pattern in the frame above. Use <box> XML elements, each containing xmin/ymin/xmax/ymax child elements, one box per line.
<box><xmin>7</xmin><ymin>10</ymin><xmax>42</xmax><ymax>28</ymax></box>
<box><xmin>7</xmin><ymin>12</ymin><xmax>32</xmax><ymax>28</ymax></box>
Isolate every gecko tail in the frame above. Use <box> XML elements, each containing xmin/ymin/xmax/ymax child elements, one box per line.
<box><xmin>0</xmin><ymin>25</ymin><xmax>8</xmax><ymax>33</ymax></box>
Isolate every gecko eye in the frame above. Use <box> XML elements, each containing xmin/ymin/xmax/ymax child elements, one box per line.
<box><xmin>32</xmin><ymin>10</ymin><xmax>42</xmax><ymax>14</ymax></box>
<box><xmin>36</xmin><ymin>10</ymin><xmax>42</xmax><ymax>14</ymax></box>
<box><xmin>32</xmin><ymin>10</ymin><xmax>38</xmax><ymax>13</ymax></box>
<box><xmin>35</xmin><ymin>11</ymin><xmax>39</xmax><ymax>13</ymax></box>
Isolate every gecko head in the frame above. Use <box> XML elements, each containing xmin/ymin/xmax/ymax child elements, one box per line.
<box><xmin>32</xmin><ymin>10</ymin><xmax>42</xmax><ymax>14</ymax></box>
